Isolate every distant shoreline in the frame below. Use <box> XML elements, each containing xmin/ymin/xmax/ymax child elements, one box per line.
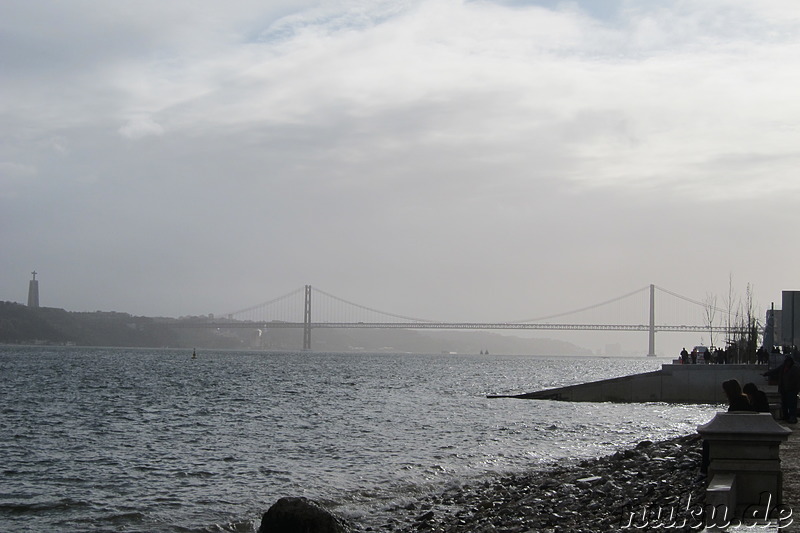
<box><xmin>0</xmin><ymin>301</ymin><xmax>593</xmax><ymax>354</ymax></box>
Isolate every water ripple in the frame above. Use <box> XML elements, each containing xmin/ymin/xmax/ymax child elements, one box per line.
<box><xmin>0</xmin><ymin>347</ymin><xmax>719</xmax><ymax>532</ymax></box>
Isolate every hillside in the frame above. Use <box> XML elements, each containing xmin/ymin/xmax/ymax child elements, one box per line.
<box><xmin>0</xmin><ymin>301</ymin><xmax>590</xmax><ymax>355</ymax></box>
<box><xmin>0</xmin><ymin>302</ymin><xmax>235</xmax><ymax>349</ymax></box>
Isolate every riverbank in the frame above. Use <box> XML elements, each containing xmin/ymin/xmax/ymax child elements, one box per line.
<box><xmin>357</xmin><ymin>433</ymin><xmax>706</xmax><ymax>532</ymax></box>
<box><xmin>351</xmin><ymin>421</ymin><xmax>800</xmax><ymax>532</ymax></box>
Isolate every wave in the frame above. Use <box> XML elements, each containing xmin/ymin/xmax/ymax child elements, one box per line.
<box><xmin>0</xmin><ymin>498</ymin><xmax>91</xmax><ymax>515</ymax></box>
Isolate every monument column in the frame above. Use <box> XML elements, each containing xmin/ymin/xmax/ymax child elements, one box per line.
<box><xmin>27</xmin><ymin>271</ymin><xmax>40</xmax><ymax>308</ymax></box>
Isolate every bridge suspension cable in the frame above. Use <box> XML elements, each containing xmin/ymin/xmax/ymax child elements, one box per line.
<box><xmin>225</xmin><ymin>286</ymin><xmax>305</xmax><ymax>318</ymax></box>
<box><xmin>511</xmin><ymin>286</ymin><xmax>651</xmax><ymax>323</ymax></box>
<box><xmin>186</xmin><ymin>282</ymin><xmax>753</xmax><ymax>353</ymax></box>
<box><xmin>223</xmin><ymin>285</ymin><xmax>709</xmax><ymax>326</ymax></box>
<box><xmin>312</xmin><ymin>287</ymin><xmax>437</xmax><ymax>323</ymax></box>
<box><xmin>654</xmin><ymin>285</ymin><xmax>728</xmax><ymax>314</ymax></box>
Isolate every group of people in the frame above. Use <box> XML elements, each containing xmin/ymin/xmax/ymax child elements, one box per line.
<box><xmin>679</xmin><ymin>346</ymin><xmax>729</xmax><ymax>365</ymax></box>
<box><xmin>701</xmin><ymin>378</ymin><xmax>773</xmax><ymax>477</ymax></box>
<box><xmin>719</xmin><ymin>355</ymin><xmax>800</xmax><ymax>423</ymax></box>
<box><xmin>722</xmin><ymin>379</ymin><xmax>771</xmax><ymax>413</ymax></box>
<box><xmin>700</xmin><ymin>355</ymin><xmax>799</xmax><ymax>478</ymax></box>
<box><xmin>679</xmin><ymin>344</ymin><xmax>797</xmax><ymax>365</ymax></box>
<box><xmin>755</xmin><ymin>346</ymin><xmax>772</xmax><ymax>364</ymax></box>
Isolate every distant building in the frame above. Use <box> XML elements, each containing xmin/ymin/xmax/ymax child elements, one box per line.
<box><xmin>27</xmin><ymin>271</ymin><xmax>40</xmax><ymax>308</ymax></box>
<box><xmin>764</xmin><ymin>307</ymin><xmax>781</xmax><ymax>350</ymax></box>
<box><xmin>781</xmin><ymin>291</ymin><xmax>800</xmax><ymax>348</ymax></box>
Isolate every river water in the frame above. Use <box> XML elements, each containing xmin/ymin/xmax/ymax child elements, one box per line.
<box><xmin>0</xmin><ymin>347</ymin><xmax>721</xmax><ymax>532</ymax></box>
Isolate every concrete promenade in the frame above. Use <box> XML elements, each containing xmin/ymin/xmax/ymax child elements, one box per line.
<box><xmin>496</xmin><ymin>363</ymin><xmax>770</xmax><ymax>403</ymax></box>
<box><xmin>780</xmin><ymin>423</ymin><xmax>800</xmax><ymax>532</ymax></box>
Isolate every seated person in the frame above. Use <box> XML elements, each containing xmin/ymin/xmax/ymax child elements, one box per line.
<box><xmin>723</xmin><ymin>379</ymin><xmax>754</xmax><ymax>412</ymax></box>
<box><xmin>743</xmin><ymin>382</ymin><xmax>770</xmax><ymax>413</ymax></box>
<box><xmin>701</xmin><ymin>380</ymin><xmax>756</xmax><ymax>477</ymax></box>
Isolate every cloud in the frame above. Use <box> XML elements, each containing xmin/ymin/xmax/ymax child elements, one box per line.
<box><xmin>0</xmin><ymin>161</ymin><xmax>36</xmax><ymax>178</ymax></box>
<box><xmin>2</xmin><ymin>0</ymin><xmax>800</xmax><ymax>356</ymax></box>
<box><xmin>118</xmin><ymin>116</ymin><xmax>165</xmax><ymax>139</ymax></box>
<box><xmin>0</xmin><ymin>162</ymin><xmax>37</xmax><ymax>199</ymax></box>
<box><xmin>89</xmin><ymin>0</ymin><xmax>799</xmax><ymax>203</ymax></box>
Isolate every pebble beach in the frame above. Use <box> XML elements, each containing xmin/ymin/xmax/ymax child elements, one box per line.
<box><xmin>263</xmin><ymin>422</ymin><xmax>800</xmax><ymax>532</ymax></box>
<box><xmin>361</xmin><ymin>422</ymin><xmax>800</xmax><ymax>533</ymax></box>
<box><xmin>373</xmin><ymin>434</ymin><xmax>707</xmax><ymax>532</ymax></box>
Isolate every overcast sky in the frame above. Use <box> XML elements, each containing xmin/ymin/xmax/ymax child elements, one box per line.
<box><xmin>3</xmin><ymin>0</ymin><xmax>799</xmax><ymax>353</ymax></box>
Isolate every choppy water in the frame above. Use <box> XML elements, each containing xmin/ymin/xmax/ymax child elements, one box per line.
<box><xmin>0</xmin><ymin>347</ymin><xmax>720</xmax><ymax>532</ymax></box>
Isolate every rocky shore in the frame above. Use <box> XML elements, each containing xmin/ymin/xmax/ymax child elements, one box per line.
<box><xmin>259</xmin><ymin>433</ymin><xmax>716</xmax><ymax>532</ymax></box>
<box><xmin>364</xmin><ymin>433</ymin><xmax>706</xmax><ymax>532</ymax></box>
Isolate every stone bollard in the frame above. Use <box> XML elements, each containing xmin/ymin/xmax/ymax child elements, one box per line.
<box><xmin>697</xmin><ymin>412</ymin><xmax>791</xmax><ymax>524</ymax></box>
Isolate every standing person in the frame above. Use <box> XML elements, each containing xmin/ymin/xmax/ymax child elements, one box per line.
<box><xmin>742</xmin><ymin>382</ymin><xmax>770</xmax><ymax>413</ymax></box>
<box><xmin>680</xmin><ymin>347</ymin><xmax>689</xmax><ymax>365</ymax></box>
<box><xmin>764</xmin><ymin>357</ymin><xmax>800</xmax><ymax>423</ymax></box>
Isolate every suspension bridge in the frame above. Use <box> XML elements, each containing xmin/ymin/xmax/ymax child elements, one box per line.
<box><xmin>182</xmin><ymin>284</ymin><xmax>743</xmax><ymax>354</ymax></box>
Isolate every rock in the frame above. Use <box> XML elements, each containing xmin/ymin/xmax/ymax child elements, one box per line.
<box><xmin>538</xmin><ymin>477</ymin><xmax>560</xmax><ymax>489</ymax></box>
<box><xmin>258</xmin><ymin>497</ymin><xmax>352</xmax><ymax>533</ymax></box>
<box><xmin>385</xmin><ymin>433</ymin><xmax>706</xmax><ymax>533</ymax></box>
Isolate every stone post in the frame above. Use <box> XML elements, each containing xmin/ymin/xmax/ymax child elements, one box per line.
<box><xmin>697</xmin><ymin>412</ymin><xmax>791</xmax><ymax>517</ymax></box>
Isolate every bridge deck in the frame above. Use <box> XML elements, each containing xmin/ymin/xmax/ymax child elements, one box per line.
<box><xmin>177</xmin><ymin>320</ymin><xmax>734</xmax><ymax>332</ymax></box>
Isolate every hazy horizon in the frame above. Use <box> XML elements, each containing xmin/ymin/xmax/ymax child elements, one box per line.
<box><xmin>3</xmin><ymin>0</ymin><xmax>799</xmax><ymax>356</ymax></box>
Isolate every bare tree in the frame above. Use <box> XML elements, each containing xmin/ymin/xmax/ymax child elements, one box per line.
<box><xmin>720</xmin><ymin>276</ymin><xmax>763</xmax><ymax>363</ymax></box>
<box><xmin>703</xmin><ymin>292</ymin><xmax>718</xmax><ymax>350</ymax></box>
<box><xmin>742</xmin><ymin>283</ymin><xmax>760</xmax><ymax>363</ymax></box>
<box><xmin>723</xmin><ymin>274</ymin><xmax>738</xmax><ymax>357</ymax></box>
<box><xmin>722</xmin><ymin>282</ymin><xmax>762</xmax><ymax>364</ymax></box>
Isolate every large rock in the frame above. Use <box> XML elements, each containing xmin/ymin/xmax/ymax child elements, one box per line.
<box><xmin>258</xmin><ymin>497</ymin><xmax>352</xmax><ymax>533</ymax></box>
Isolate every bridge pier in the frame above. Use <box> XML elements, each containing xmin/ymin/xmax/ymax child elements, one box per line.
<box><xmin>303</xmin><ymin>285</ymin><xmax>312</xmax><ymax>351</ymax></box>
<box><xmin>648</xmin><ymin>284</ymin><xmax>656</xmax><ymax>357</ymax></box>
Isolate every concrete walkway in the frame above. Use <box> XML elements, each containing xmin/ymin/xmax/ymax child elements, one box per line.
<box><xmin>781</xmin><ymin>422</ymin><xmax>800</xmax><ymax>532</ymax></box>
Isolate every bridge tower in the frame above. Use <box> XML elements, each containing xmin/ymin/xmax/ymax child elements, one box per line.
<box><xmin>648</xmin><ymin>284</ymin><xmax>655</xmax><ymax>357</ymax></box>
<box><xmin>303</xmin><ymin>285</ymin><xmax>312</xmax><ymax>351</ymax></box>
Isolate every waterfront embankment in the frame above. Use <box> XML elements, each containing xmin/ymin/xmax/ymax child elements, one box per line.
<box><xmin>490</xmin><ymin>363</ymin><xmax>769</xmax><ymax>404</ymax></box>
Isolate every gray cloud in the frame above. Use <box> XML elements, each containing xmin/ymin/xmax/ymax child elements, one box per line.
<box><xmin>2</xmin><ymin>0</ymin><xmax>799</xmax><ymax>355</ymax></box>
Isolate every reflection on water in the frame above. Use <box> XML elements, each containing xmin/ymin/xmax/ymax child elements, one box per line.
<box><xmin>0</xmin><ymin>347</ymin><xmax>719</xmax><ymax>532</ymax></box>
